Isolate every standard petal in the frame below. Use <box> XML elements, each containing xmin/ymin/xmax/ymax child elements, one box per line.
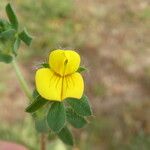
<box><xmin>49</xmin><ymin>49</ymin><xmax>80</xmax><ymax>76</ymax></box>
<box><xmin>62</xmin><ymin>72</ymin><xmax>84</xmax><ymax>100</ymax></box>
<box><xmin>35</xmin><ymin>68</ymin><xmax>62</xmax><ymax>101</ymax></box>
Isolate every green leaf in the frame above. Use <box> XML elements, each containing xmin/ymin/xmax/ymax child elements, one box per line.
<box><xmin>66</xmin><ymin>108</ymin><xmax>87</xmax><ymax>128</ymax></box>
<box><xmin>0</xmin><ymin>29</ymin><xmax>16</xmax><ymax>39</ymax></box>
<box><xmin>32</xmin><ymin>89</ymin><xmax>39</xmax><ymax>99</ymax></box>
<box><xmin>0</xmin><ymin>53</ymin><xmax>13</xmax><ymax>63</ymax></box>
<box><xmin>66</xmin><ymin>95</ymin><xmax>92</xmax><ymax>116</ymax></box>
<box><xmin>26</xmin><ymin>95</ymin><xmax>48</xmax><ymax>113</ymax></box>
<box><xmin>47</xmin><ymin>102</ymin><xmax>66</xmax><ymax>133</ymax></box>
<box><xmin>57</xmin><ymin>126</ymin><xmax>74</xmax><ymax>146</ymax></box>
<box><xmin>12</xmin><ymin>37</ymin><xmax>20</xmax><ymax>56</ymax></box>
<box><xmin>35</xmin><ymin>117</ymin><xmax>49</xmax><ymax>133</ymax></box>
<box><xmin>19</xmin><ymin>28</ymin><xmax>32</xmax><ymax>46</ymax></box>
<box><xmin>77</xmin><ymin>66</ymin><xmax>87</xmax><ymax>73</ymax></box>
<box><xmin>0</xmin><ymin>19</ymin><xmax>11</xmax><ymax>31</ymax></box>
<box><xmin>32</xmin><ymin>102</ymin><xmax>49</xmax><ymax>120</ymax></box>
<box><xmin>6</xmin><ymin>3</ymin><xmax>19</xmax><ymax>30</ymax></box>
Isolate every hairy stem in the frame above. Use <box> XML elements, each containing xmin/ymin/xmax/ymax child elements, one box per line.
<box><xmin>12</xmin><ymin>57</ymin><xmax>33</xmax><ymax>101</ymax></box>
<box><xmin>12</xmin><ymin>58</ymin><xmax>46</xmax><ymax>149</ymax></box>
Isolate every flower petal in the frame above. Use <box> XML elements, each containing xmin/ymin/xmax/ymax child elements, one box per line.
<box><xmin>35</xmin><ymin>68</ymin><xmax>62</xmax><ymax>101</ymax></box>
<box><xmin>35</xmin><ymin>68</ymin><xmax>84</xmax><ymax>101</ymax></box>
<box><xmin>62</xmin><ymin>72</ymin><xmax>84</xmax><ymax>100</ymax></box>
<box><xmin>49</xmin><ymin>50</ymin><xmax>80</xmax><ymax>76</ymax></box>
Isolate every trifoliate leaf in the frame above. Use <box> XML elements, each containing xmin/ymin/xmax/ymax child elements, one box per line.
<box><xmin>5</xmin><ymin>3</ymin><xmax>19</xmax><ymax>30</ymax></box>
<box><xmin>66</xmin><ymin>95</ymin><xmax>92</xmax><ymax>116</ymax></box>
<box><xmin>47</xmin><ymin>102</ymin><xmax>66</xmax><ymax>133</ymax></box>
<box><xmin>57</xmin><ymin>126</ymin><xmax>74</xmax><ymax>146</ymax></box>
<box><xmin>66</xmin><ymin>107</ymin><xmax>87</xmax><ymax>128</ymax></box>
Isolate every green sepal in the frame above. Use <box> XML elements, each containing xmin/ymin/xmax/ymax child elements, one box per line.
<box><xmin>77</xmin><ymin>66</ymin><xmax>87</xmax><ymax>73</ymax></box>
<box><xmin>12</xmin><ymin>37</ymin><xmax>21</xmax><ymax>56</ymax></box>
<box><xmin>19</xmin><ymin>28</ymin><xmax>32</xmax><ymax>46</ymax></box>
<box><xmin>0</xmin><ymin>53</ymin><xmax>13</xmax><ymax>63</ymax></box>
<box><xmin>66</xmin><ymin>95</ymin><xmax>92</xmax><ymax>116</ymax></box>
<box><xmin>47</xmin><ymin>102</ymin><xmax>66</xmax><ymax>133</ymax></box>
<box><xmin>66</xmin><ymin>107</ymin><xmax>87</xmax><ymax>128</ymax></box>
<box><xmin>25</xmin><ymin>95</ymin><xmax>48</xmax><ymax>113</ymax></box>
<box><xmin>41</xmin><ymin>63</ymin><xmax>50</xmax><ymax>68</ymax></box>
<box><xmin>5</xmin><ymin>3</ymin><xmax>19</xmax><ymax>30</ymax></box>
<box><xmin>0</xmin><ymin>29</ymin><xmax>16</xmax><ymax>39</ymax></box>
<box><xmin>57</xmin><ymin>126</ymin><xmax>74</xmax><ymax>146</ymax></box>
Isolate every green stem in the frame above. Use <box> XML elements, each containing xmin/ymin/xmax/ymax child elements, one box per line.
<box><xmin>12</xmin><ymin>57</ymin><xmax>33</xmax><ymax>101</ymax></box>
<box><xmin>12</xmin><ymin>58</ymin><xmax>46</xmax><ymax>149</ymax></box>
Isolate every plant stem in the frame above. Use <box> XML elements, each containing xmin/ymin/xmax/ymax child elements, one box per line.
<box><xmin>12</xmin><ymin>58</ymin><xmax>46</xmax><ymax>149</ymax></box>
<box><xmin>12</xmin><ymin>57</ymin><xmax>33</xmax><ymax>101</ymax></box>
<box><xmin>40</xmin><ymin>134</ymin><xmax>46</xmax><ymax>150</ymax></box>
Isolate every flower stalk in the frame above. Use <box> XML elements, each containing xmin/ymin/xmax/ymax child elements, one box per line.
<box><xmin>12</xmin><ymin>57</ymin><xmax>33</xmax><ymax>101</ymax></box>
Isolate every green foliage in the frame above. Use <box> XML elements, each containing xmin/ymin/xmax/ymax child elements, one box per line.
<box><xmin>13</xmin><ymin>37</ymin><xmax>21</xmax><ymax>56</ymax></box>
<box><xmin>25</xmin><ymin>91</ymin><xmax>92</xmax><ymax>145</ymax></box>
<box><xmin>77</xmin><ymin>66</ymin><xmax>87</xmax><ymax>73</ymax></box>
<box><xmin>66</xmin><ymin>95</ymin><xmax>92</xmax><ymax>116</ymax></box>
<box><xmin>0</xmin><ymin>3</ymin><xmax>32</xmax><ymax>64</ymax></box>
<box><xmin>47</xmin><ymin>102</ymin><xmax>66</xmax><ymax>133</ymax></box>
<box><xmin>32</xmin><ymin>104</ymin><xmax>50</xmax><ymax>134</ymax></box>
<box><xmin>66</xmin><ymin>108</ymin><xmax>87</xmax><ymax>128</ymax></box>
<box><xmin>19</xmin><ymin>28</ymin><xmax>32</xmax><ymax>46</ymax></box>
<box><xmin>0</xmin><ymin>53</ymin><xmax>13</xmax><ymax>63</ymax></box>
<box><xmin>35</xmin><ymin>117</ymin><xmax>49</xmax><ymax>133</ymax></box>
<box><xmin>0</xmin><ymin>29</ymin><xmax>16</xmax><ymax>39</ymax></box>
<box><xmin>6</xmin><ymin>3</ymin><xmax>19</xmax><ymax>30</ymax></box>
<box><xmin>26</xmin><ymin>90</ymin><xmax>92</xmax><ymax>145</ymax></box>
<box><xmin>32</xmin><ymin>89</ymin><xmax>39</xmax><ymax>99</ymax></box>
<box><xmin>25</xmin><ymin>95</ymin><xmax>48</xmax><ymax>113</ymax></box>
<box><xmin>0</xmin><ymin>19</ymin><xmax>11</xmax><ymax>33</ymax></box>
<box><xmin>57</xmin><ymin>126</ymin><xmax>74</xmax><ymax>146</ymax></box>
<box><xmin>41</xmin><ymin>63</ymin><xmax>50</xmax><ymax>68</ymax></box>
<box><xmin>25</xmin><ymin>89</ymin><xmax>49</xmax><ymax>133</ymax></box>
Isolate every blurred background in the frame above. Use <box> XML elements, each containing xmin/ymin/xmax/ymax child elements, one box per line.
<box><xmin>0</xmin><ymin>0</ymin><xmax>150</xmax><ymax>149</ymax></box>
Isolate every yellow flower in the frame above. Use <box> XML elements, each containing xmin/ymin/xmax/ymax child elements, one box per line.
<box><xmin>35</xmin><ymin>50</ymin><xmax>84</xmax><ymax>101</ymax></box>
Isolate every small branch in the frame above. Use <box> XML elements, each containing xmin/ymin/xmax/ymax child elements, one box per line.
<box><xmin>40</xmin><ymin>134</ymin><xmax>46</xmax><ymax>150</ymax></box>
<box><xmin>12</xmin><ymin>57</ymin><xmax>33</xmax><ymax>101</ymax></box>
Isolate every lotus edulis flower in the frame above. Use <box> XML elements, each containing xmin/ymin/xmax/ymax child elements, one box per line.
<box><xmin>35</xmin><ymin>50</ymin><xmax>84</xmax><ymax>101</ymax></box>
